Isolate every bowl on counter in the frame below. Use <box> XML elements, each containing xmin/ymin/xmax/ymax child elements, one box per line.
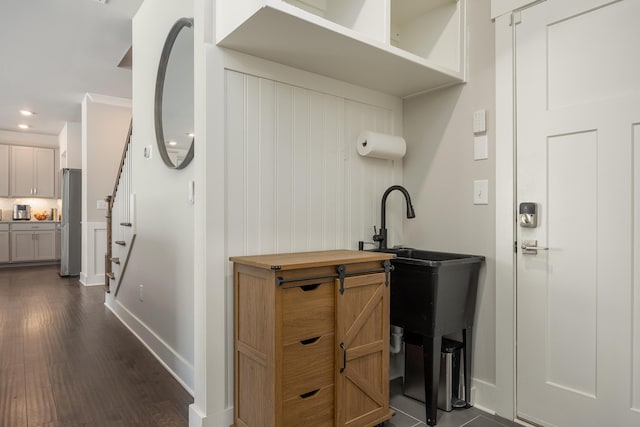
<box><xmin>33</xmin><ymin>212</ymin><xmax>49</xmax><ymax>221</ymax></box>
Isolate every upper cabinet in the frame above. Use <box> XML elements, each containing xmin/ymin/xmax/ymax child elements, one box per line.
<box><xmin>0</xmin><ymin>145</ymin><xmax>8</xmax><ymax>197</ymax></box>
<box><xmin>10</xmin><ymin>146</ymin><xmax>55</xmax><ymax>198</ymax></box>
<box><xmin>216</xmin><ymin>0</ymin><xmax>466</xmax><ymax>98</ymax></box>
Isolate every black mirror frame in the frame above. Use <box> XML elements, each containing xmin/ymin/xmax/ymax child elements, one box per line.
<box><xmin>154</xmin><ymin>17</ymin><xmax>194</xmax><ymax>170</ymax></box>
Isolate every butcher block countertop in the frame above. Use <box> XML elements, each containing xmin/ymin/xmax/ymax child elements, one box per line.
<box><xmin>229</xmin><ymin>249</ymin><xmax>394</xmax><ymax>271</ymax></box>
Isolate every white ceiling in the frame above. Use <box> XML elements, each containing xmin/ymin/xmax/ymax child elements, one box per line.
<box><xmin>0</xmin><ymin>0</ymin><xmax>143</xmax><ymax>136</ymax></box>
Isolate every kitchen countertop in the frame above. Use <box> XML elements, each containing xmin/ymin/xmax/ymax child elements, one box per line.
<box><xmin>0</xmin><ymin>220</ymin><xmax>61</xmax><ymax>223</ymax></box>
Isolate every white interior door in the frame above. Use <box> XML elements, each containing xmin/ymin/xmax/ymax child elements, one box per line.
<box><xmin>515</xmin><ymin>1</ymin><xmax>640</xmax><ymax>426</ymax></box>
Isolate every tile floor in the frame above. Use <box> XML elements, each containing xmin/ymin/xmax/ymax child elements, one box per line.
<box><xmin>384</xmin><ymin>378</ymin><xmax>521</xmax><ymax>427</ymax></box>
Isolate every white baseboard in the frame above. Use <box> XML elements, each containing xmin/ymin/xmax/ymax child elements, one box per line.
<box><xmin>82</xmin><ymin>281</ymin><xmax>104</xmax><ymax>287</ymax></box>
<box><xmin>104</xmin><ymin>296</ymin><xmax>194</xmax><ymax>394</ymax></box>
<box><xmin>202</xmin><ymin>407</ymin><xmax>233</xmax><ymax>427</ymax></box>
<box><xmin>470</xmin><ymin>377</ymin><xmax>498</xmax><ymax>414</ymax></box>
<box><xmin>189</xmin><ymin>405</ymin><xmax>205</xmax><ymax>427</ymax></box>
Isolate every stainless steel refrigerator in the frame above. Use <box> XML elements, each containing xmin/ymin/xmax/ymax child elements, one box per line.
<box><xmin>60</xmin><ymin>168</ymin><xmax>81</xmax><ymax>276</ymax></box>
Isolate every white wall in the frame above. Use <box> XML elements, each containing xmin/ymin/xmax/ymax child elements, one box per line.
<box><xmin>59</xmin><ymin>122</ymin><xmax>82</xmax><ymax>169</ymax></box>
<box><xmin>403</xmin><ymin>0</ymin><xmax>498</xmax><ymax>410</ymax></box>
<box><xmin>80</xmin><ymin>94</ymin><xmax>131</xmax><ymax>286</ymax></box>
<box><xmin>103</xmin><ymin>0</ymin><xmax>196</xmax><ymax>396</ymax></box>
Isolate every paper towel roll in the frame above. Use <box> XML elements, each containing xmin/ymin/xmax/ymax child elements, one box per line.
<box><xmin>356</xmin><ymin>131</ymin><xmax>406</xmax><ymax>160</ymax></box>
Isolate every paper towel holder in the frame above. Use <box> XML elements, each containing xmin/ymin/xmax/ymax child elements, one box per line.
<box><xmin>356</xmin><ymin>130</ymin><xmax>406</xmax><ymax>160</ymax></box>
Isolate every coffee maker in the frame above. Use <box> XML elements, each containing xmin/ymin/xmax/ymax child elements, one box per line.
<box><xmin>13</xmin><ymin>204</ymin><xmax>31</xmax><ymax>220</ymax></box>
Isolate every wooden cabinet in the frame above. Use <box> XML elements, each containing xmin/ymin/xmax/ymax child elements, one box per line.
<box><xmin>0</xmin><ymin>145</ymin><xmax>8</xmax><ymax>197</ymax></box>
<box><xmin>10</xmin><ymin>146</ymin><xmax>55</xmax><ymax>198</ymax></box>
<box><xmin>0</xmin><ymin>224</ymin><xmax>9</xmax><ymax>263</ymax></box>
<box><xmin>10</xmin><ymin>223</ymin><xmax>56</xmax><ymax>262</ymax></box>
<box><xmin>216</xmin><ymin>0</ymin><xmax>466</xmax><ymax>97</ymax></box>
<box><xmin>230</xmin><ymin>249</ymin><xmax>394</xmax><ymax>427</ymax></box>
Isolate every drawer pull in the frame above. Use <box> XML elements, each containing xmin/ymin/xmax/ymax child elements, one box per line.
<box><xmin>299</xmin><ymin>389</ymin><xmax>320</xmax><ymax>399</ymax></box>
<box><xmin>300</xmin><ymin>337</ymin><xmax>320</xmax><ymax>345</ymax></box>
<box><xmin>300</xmin><ymin>283</ymin><xmax>320</xmax><ymax>292</ymax></box>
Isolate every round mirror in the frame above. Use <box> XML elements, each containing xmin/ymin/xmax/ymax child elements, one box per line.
<box><xmin>155</xmin><ymin>18</ymin><xmax>194</xmax><ymax>169</ymax></box>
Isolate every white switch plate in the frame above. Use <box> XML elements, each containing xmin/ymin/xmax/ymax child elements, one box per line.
<box><xmin>96</xmin><ymin>199</ymin><xmax>107</xmax><ymax>210</ymax></box>
<box><xmin>474</xmin><ymin>180</ymin><xmax>489</xmax><ymax>205</ymax></box>
<box><xmin>474</xmin><ymin>135</ymin><xmax>489</xmax><ymax>160</ymax></box>
<box><xmin>473</xmin><ymin>109</ymin><xmax>486</xmax><ymax>134</ymax></box>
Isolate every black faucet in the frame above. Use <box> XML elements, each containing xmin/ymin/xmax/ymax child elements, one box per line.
<box><xmin>373</xmin><ymin>185</ymin><xmax>416</xmax><ymax>249</ymax></box>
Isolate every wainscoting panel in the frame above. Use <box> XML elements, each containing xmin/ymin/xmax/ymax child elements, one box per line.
<box><xmin>80</xmin><ymin>221</ymin><xmax>106</xmax><ymax>286</ymax></box>
<box><xmin>225</xmin><ymin>70</ymin><xmax>403</xmax><ymax>259</ymax></box>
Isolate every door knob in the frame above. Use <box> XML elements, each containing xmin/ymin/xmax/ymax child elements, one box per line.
<box><xmin>521</xmin><ymin>240</ymin><xmax>548</xmax><ymax>255</ymax></box>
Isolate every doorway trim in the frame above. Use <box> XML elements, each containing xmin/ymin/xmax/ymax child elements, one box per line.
<box><xmin>493</xmin><ymin>0</ymin><xmax>543</xmax><ymax>421</ymax></box>
<box><xmin>494</xmin><ymin>9</ymin><xmax>516</xmax><ymax>421</ymax></box>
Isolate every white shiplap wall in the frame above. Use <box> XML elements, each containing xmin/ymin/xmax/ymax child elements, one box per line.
<box><xmin>225</xmin><ymin>70</ymin><xmax>404</xmax><ymax>258</ymax></box>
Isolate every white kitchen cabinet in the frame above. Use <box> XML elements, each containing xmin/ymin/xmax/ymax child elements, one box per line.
<box><xmin>10</xmin><ymin>146</ymin><xmax>55</xmax><ymax>198</ymax></box>
<box><xmin>0</xmin><ymin>145</ymin><xmax>8</xmax><ymax>197</ymax></box>
<box><xmin>0</xmin><ymin>224</ymin><xmax>9</xmax><ymax>263</ymax></box>
<box><xmin>216</xmin><ymin>0</ymin><xmax>466</xmax><ymax>97</ymax></box>
<box><xmin>10</xmin><ymin>223</ymin><xmax>57</xmax><ymax>262</ymax></box>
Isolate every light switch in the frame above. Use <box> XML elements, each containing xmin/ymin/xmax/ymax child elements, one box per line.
<box><xmin>96</xmin><ymin>199</ymin><xmax>107</xmax><ymax>210</ymax></box>
<box><xmin>474</xmin><ymin>135</ymin><xmax>488</xmax><ymax>160</ymax></box>
<box><xmin>473</xmin><ymin>109</ymin><xmax>486</xmax><ymax>134</ymax></box>
<box><xmin>473</xmin><ymin>180</ymin><xmax>489</xmax><ymax>205</ymax></box>
<box><xmin>144</xmin><ymin>145</ymin><xmax>152</xmax><ymax>159</ymax></box>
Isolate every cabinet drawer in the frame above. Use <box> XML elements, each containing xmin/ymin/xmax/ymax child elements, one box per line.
<box><xmin>282</xmin><ymin>334</ymin><xmax>334</xmax><ymax>400</ymax></box>
<box><xmin>283</xmin><ymin>385</ymin><xmax>334</xmax><ymax>427</ymax></box>
<box><xmin>0</xmin><ymin>224</ymin><xmax>8</xmax><ymax>231</ymax></box>
<box><xmin>10</xmin><ymin>222</ymin><xmax>55</xmax><ymax>231</ymax></box>
<box><xmin>281</xmin><ymin>282</ymin><xmax>334</xmax><ymax>344</ymax></box>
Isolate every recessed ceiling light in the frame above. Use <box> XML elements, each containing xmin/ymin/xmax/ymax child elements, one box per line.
<box><xmin>18</xmin><ymin>124</ymin><xmax>30</xmax><ymax>129</ymax></box>
<box><xmin>20</xmin><ymin>110</ymin><xmax>34</xmax><ymax>116</ymax></box>
<box><xmin>168</xmin><ymin>141</ymin><xmax>177</xmax><ymax>146</ymax></box>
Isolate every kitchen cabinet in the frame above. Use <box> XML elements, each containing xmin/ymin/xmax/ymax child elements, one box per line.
<box><xmin>0</xmin><ymin>224</ymin><xmax>9</xmax><ymax>263</ymax></box>
<box><xmin>230</xmin><ymin>249</ymin><xmax>395</xmax><ymax>427</ymax></box>
<box><xmin>0</xmin><ymin>145</ymin><xmax>8</xmax><ymax>197</ymax></box>
<box><xmin>10</xmin><ymin>222</ymin><xmax>56</xmax><ymax>262</ymax></box>
<box><xmin>10</xmin><ymin>146</ymin><xmax>55</xmax><ymax>198</ymax></box>
<box><xmin>216</xmin><ymin>0</ymin><xmax>466</xmax><ymax>97</ymax></box>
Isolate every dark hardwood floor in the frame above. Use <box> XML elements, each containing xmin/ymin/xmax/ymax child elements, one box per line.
<box><xmin>0</xmin><ymin>265</ymin><xmax>193</xmax><ymax>427</ymax></box>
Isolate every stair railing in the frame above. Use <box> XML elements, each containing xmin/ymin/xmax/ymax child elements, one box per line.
<box><xmin>105</xmin><ymin>120</ymin><xmax>134</xmax><ymax>293</ymax></box>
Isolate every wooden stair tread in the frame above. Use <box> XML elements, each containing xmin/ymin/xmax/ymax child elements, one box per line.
<box><xmin>120</xmin><ymin>222</ymin><xmax>132</xmax><ymax>227</ymax></box>
<box><xmin>115</xmin><ymin>241</ymin><xmax>126</xmax><ymax>246</ymax></box>
<box><xmin>111</xmin><ymin>257</ymin><xmax>120</xmax><ymax>264</ymax></box>
<box><xmin>106</xmin><ymin>272</ymin><xmax>115</xmax><ymax>280</ymax></box>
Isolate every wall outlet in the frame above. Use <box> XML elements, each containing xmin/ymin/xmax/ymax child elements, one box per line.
<box><xmin>139</xmin><ymin>284</ymin><xmax>144</xmax><ymax>301</ymax></box>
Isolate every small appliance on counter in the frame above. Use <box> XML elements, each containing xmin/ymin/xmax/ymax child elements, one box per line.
<box><xmin>13</xmin><ymin>204</ymin><xmax>31</xmax><ymax>220</ymax></box>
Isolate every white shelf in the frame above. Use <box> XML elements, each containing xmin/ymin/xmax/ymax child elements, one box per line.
<box><xmin>216</xmin><ymin>0</ymin><xmax>466</xmax><ymax>98</ymax></box>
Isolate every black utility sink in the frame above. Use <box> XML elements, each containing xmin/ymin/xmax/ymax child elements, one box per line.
<box><xmin>370</xmin><ymin>247</ymin><xmax>485</xmax><ymax>426</ymax></box>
